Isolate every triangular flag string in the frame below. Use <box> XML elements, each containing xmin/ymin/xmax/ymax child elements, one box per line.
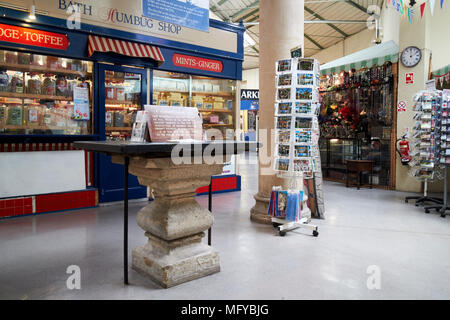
<box><xmin>440</xmin><ymin>0</ymin><xmax>444</xmax><ymax>8</ymax></box>
<box><xmin>430</xmin><ymin>0</ymin><xmax>436</xmax><ymax>15</ymax></box>
<box><xmin>420</xmin><ymin>2</ymin><xmax>426</xmax><ymax>18</ymax></box>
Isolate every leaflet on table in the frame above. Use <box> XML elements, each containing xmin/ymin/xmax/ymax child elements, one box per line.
<box><xmin>73</xmin><ymin>86</ymin><xmax>90</xmax><ymax>120</ymax></box>
<box><xmin>131</xmin><ymin>110</ymin><xmax>150</xmax><ymax>142</ymax></box>
<box><xmin>144</xmin><ymin>105</ymin><xmax>203</xmax><ymax>142</ymax></box>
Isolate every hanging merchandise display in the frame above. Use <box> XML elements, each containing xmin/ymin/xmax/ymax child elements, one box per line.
<box><xmin>405</xmin><ymin>90</ymin><xmax>443</xmax><ymax>207</ymax></box>
<box><xmin>422</xmin><ymin>89</ymin><xmax>450</xmax><ymax>216</ymax></box>
<box><xmin>269</xmin><ymin>55</ymin><xmax>322</xmax><ymax>236</ymax></box>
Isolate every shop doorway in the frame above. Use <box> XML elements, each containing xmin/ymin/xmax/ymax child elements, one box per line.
<box><xmin>97</xmin><ymin>64</ymin><xmax>148</xmax><ymax>202</ymax></box>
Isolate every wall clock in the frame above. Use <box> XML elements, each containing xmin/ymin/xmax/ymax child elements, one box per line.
<box><xmin>400</xmin><ymin>46</ymin><xmax>422</xmax><ymax>68</ymax></box>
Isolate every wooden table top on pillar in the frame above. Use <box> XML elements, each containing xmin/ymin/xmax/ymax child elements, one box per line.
<box><xmin>73</xmin><ymin>140</ymin><xmax>260</xmax><ymax>157</ymax></box>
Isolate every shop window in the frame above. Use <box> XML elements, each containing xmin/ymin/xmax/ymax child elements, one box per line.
<box><xmin>104</xmin><ymin>70</ymin><xmax>142</xmax><ymax>141</ymax></box>
<box><xmin>152</xmin><ymin>70</ymin><xmax>236</xmax><ymax>140</ymax></box>
<box><xmin>0</xmin><ymin>49</ymin><xmax>94</xmax><ymax>135</ymax></box>
<box><xmin>318</xmin><ymin>63</ymin><xmax>395</xmax><ymax>187</ymax></box>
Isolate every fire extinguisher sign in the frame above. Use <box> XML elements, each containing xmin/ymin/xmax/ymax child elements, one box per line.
<box><xmin>406</xmin><ymin>73</ymin><xmax>414</xmax><ymax>84</ymax></box>
<box><xmin>398</xmin><ymin>100</ymin><xmax>407</xmax><ymax>112</ymax></box>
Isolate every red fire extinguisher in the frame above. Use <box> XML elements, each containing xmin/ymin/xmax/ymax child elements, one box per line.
<box><xmin>396</xmin><ymin>134</ymin><xmax>411</xmax><ymax>165</ymax></box>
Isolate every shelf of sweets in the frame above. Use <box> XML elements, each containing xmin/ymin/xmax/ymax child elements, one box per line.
<box><xmin>1</xmin><ymin>124</ymin><xmax>88</xmax><ymax>131</ymax></box>
<box><xmin>105</xmin><ymin>127</ymin><xmax>133</xmax><ymax>131</ymax></box>
<box><xmin>105</xmin><ymin>99</ymin><xmax>137</xmax><ymax>105</ymax></box>
<box><xmin>153</xmin><ymin>89</ymin><xmax>189</xmax><ymax>94</ymax></box>
<box><xmin>203</xmin><ymin>123</ymin><xmax>234</xmax><ymax>127</ymax></box>
<box><xmin>154</xmin><ymin>90</ymin><xmax>233</xmax><ymax>98</ymax></box>
<box><xmin>0</xmin><ymin>62</ymin><xmax>92</xmax><ymax>77</ymax></box>
<box><xmin>193</xmin><ymin>91</ymin><xmax>234</xmax><ymax>98</ymax></box>
<box><xmin>0</xmin><ymin>91</ymin><xmax>73</xmax><ymax>101</ymax></box>
<box><xmin>198</xmin><ymin>109</ymin><xmax>233</xmax><ymax>113</ymax></box>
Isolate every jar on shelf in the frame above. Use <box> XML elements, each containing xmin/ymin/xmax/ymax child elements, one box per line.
<box><xmin>0</xmin><ymin>69</ymin><xmax>8</xmax><ymax>92</ymax></box>
<box><xmin>116</xmin><ymin>86</ymin><xmax>125</xmax><ymax>100</ymax></box>
<box><xmin>105</xmin><ymin>86</ymin><xmax>115</xmax><ymax>100</ymax></box>
<box><xmin>47</xmin><ymin>56</ymin><xmax>60</xmax><ymax>69</ymax></box>
<box><xmin>56</xmin><ymin>75</ymin><xmax>68</xmax><ymax>96</ymax></box>
<box><xmin>71</xmin><ymin>60</ymin><xmax>82</xmax><ymax>72</ymax></box>
<box><xmin>25</xmin><ymin>104</ymin><xmax>41</xmax><ymax>125</ymax></box>
<box><xmin>6</xmin><ymin>103</ymin><xmax>23</xmax><ymax>125</ymax></box>
<box><xmin>42</xmin><ymin>76</ymin><xmax>56</xmax><ymax>96</ymax></box>
<box><xmin>5</xmin><ymin>51</ymin><xmax>18</xmax><ymax>64</ymax></box>
<box><xmin>0</xmin><ymin>104</ymin><xmax>6</xmax><ymax>126</ymax></box>
<box><xmin>9</xmin><ymin>75</ymin><xmax>24</xmax><ymax>93</ymax></box>
<box><xmin>18</xmin><ymin>52</ymin><xmax>32</xmax><ymax>65</ymax></box>
<box><xmin>27</xmin><ymin>74</ymin><xmax>42</xmax><ymax>94</ymax></box>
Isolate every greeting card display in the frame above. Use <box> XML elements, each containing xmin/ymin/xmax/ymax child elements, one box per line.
<box><xmin>274</xmin><ymin>57</ymin><xmax>321</xmax><ymax>177</ymax></box>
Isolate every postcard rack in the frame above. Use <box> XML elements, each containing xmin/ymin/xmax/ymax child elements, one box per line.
<box><xmin>405</xmin><ymin>90</ymin><xmax>443</xmax><ymax>207</ymax></box>
<box><xmin>423</xmin><ymin>89</ymin><xmax>450</xmax><ymax>217</ymax></box>
<box><xmin>270</xmin><ymin>56</ymin><xmax>322</xmax><ymax>236</ymax></box>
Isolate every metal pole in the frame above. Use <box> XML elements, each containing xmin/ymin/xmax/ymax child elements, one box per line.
<box><xmin>208</xmin><ymin>178</ymin><xmax>212</xmax><ymax>246</ymax></box>
<box><xmin>443</xmin><ymin>167</ymin><xmax>448</xmax><ymax>215</ymax></box>
<box><xmin>124</xmin><ymin>156</ymin><xmax>129</xmax><ymax>285</ymax></box>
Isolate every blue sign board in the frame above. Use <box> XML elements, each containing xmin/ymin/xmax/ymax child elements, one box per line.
<box><xmin>142</xmin><ymin>0</ymin><xmax>209</xmax><ymax>32</ymax></box>
<box><xmin>240</xmin><ymin>89</ymin><xmax>259</xmax><ymax>110</ymax></box>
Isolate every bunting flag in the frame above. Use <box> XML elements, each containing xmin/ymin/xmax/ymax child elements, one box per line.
<box><xmin>408</xmin><ymin>7</ymin><xmax>412</xmax><ymax>23</ymax></box>
<box><xmin>440</xmin><ymin>76</ymin><xmax>444</xmax><ymax>86</ymax></box>
<box><xmin>387</xmin><ymin>0</ymin><xmax>391</xmax><ymax>3</ymax></box>
<box><xmin>430</xmin><ymin>0</ymin><xmax>436</xmax><ymax>15</ymax></box>
<box><xmin>400</xmin><ymin>0</ymin><xmax>404</xmax><ymax>14</ymax></box>
<box><xmin>420</xmin><ymin>2</ymin><xmax>426</xmax><ymax>18</ymax></box>
<box><xmin>441</xmin><ymin>0</ymin><xmax>444</xmax><ymax>8</ymax></box>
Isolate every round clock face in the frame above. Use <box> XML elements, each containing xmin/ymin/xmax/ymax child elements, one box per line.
<box><xmin>401</xmin><ymin>46</ymin><xmax>422</xmax><ymax>68</ymax></box>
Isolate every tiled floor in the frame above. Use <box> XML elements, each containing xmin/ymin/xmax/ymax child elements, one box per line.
<box><xmin>0</xmin><ymin>152</ymin><xmax>449</xmax><ymax>299</ymax></box>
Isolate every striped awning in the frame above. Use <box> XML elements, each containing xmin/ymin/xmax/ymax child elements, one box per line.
<box><xmin>88</xmin><ymin>35</ymin><xmax>164</xmax><ymax>63</ymax></box>
<box><xmin>432</xmin><ymin>64</ymin><xmax>450</xmax><ymax>77</ymax></box>
<box><xmin>320</xmin><ymin>40</ymin><xmax>398</xmax><ymax>75</ymax></box>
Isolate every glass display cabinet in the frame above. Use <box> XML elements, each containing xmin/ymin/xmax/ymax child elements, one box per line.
<box><xmin>0</xmin><ymin>49</ymin><xmax>93</xmax><ymax>135</ymax></box>
<box><xmin>153</xmin><ymin>70</ymin><xmax>237</xmax><ymax>140</ymax></box>
<box><xmin>104</xmin><ymin>70</ymin><xmax>142</xmax><ymax>141</ymax></box>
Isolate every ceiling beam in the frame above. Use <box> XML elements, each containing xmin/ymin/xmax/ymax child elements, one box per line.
<box><xmin>345</xmin><ymin>0</ymin><xmax>368</xmax><ymax>14</ymax></box>
<box><xmin>247</xmin><ymin>15</ymin><xmax>259</xmax><ymax>22</ymax></box>
<box><xmin>231</xmin><ymin>0</ymin><xmax>259</xmax><ymax>20</ymax></box>
<box><xmin>239</xmin><ymin>8</ymin><xmax>259</xmax><ymax>22</ymax></box>
<box><xmin>304</xmin><ymin>6</ymin><xmax>349</xmax><ymax>37</ymax></box>
<box><xmin>217</xmin><ymin>0</ymin><xmax>230</xmax><ymax>5</ymax></box>
<box><xmin>305</xmin><ymin>34</ymin><xmax>324</xmax><ymax>50</ymax></box>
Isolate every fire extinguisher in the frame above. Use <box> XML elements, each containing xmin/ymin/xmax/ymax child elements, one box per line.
<box><xmin>396</xmin><ymin>134</ymin><xmax>411</xmax><ymax>165</ymax></box>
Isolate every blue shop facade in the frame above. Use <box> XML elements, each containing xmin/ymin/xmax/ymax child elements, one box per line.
<box><xmin>0</xmin><ymin>2</ymin><xmax>244</xmax><ymax>214</ymax></box>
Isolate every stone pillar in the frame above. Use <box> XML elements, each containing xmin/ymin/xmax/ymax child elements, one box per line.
<box><xmin>250</xmin><ymin>0</ymin><xmax>305</xmax><ymax>223</ymax></box>
<box><xmin>395</xmin><ymin>7</ymin><xmax>432</xmax><ymax>192</ymax></box>
<box><xmin>112</xmin><ymin>156</ymin><xmax>223</xmax><ymax>288</ymax></box>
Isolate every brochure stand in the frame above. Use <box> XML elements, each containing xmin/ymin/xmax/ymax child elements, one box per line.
<box><xmin>270</xmin><ymin>56</ymin><xmax>322</xmax><ymax>236</ymax></box>
<box><xmin>423</xmin><ymin>89</ymin><xmax>449</xmax><ymax>217</ymax></box>
<box><xmin>406</xmin><ymin>90</ymin><xmax>443</xmax><ymax>207</ymax></box>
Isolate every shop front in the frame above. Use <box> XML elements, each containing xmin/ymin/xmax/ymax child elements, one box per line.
<box><xmin>318</xmin><ymin>41</ymin><xmax>399</xmax><ymax>189</ymax></box>
<box><xmin>0</xmin><ymin>1</ymin><xmax>244</xmax><ymax>218</ymax></box>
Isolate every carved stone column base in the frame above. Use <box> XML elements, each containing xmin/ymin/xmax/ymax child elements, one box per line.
<box><xmin>132</xmin><ymin>235</ymin><xmax>220</xmax><ymax>288</ymax></box>
<box><xmin>111</xmin><ymin>156</ymin><xmax>223</xmax><ymax>288</ymax></box>
<box><xmin>250</xmin><ymin>193</ymin><xmax>272</xmax><ymax>224</ymax></box>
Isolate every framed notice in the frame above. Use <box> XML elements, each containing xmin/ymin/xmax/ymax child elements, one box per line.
<box><xmin>73</xmin><ymin>86</ymin><xmax>90</xmax><ymax>120</ymax></box>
